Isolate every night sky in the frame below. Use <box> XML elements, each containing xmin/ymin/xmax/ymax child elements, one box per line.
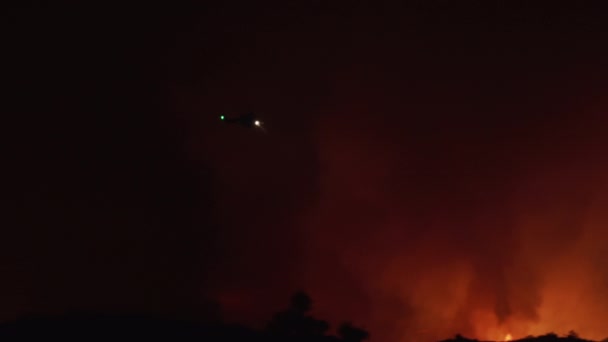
<box><xmin>5</xmin><ymin>2</ymin><xmax>608</xmax><ymax>342</ymax></box>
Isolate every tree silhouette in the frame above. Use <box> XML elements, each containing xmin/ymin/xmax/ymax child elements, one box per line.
<box><xmin>267</xmin><ymin>291</ymin><xmax>330</xmax><ymax>338</ymax></box>
<box><xmin>290</xmin><ymin>291</ymin><xmax>313</xmax><ymax>314</ymax></box>
<box><xmin>567</xmin><ymin>331</ymin><xmax>579</xmax><ymax>339</ymax></box>
<box><xmin>540</xmin><ymin>332</ymin><xmax>559</xmax><ymax>340</ymax></box>
<box><xmin>338</xmin><ymin>322</ymin><xmax>370</xmax><ymax>342</ymax></box>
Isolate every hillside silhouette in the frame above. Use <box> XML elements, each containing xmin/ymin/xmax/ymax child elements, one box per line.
<box><xmin>0</xmin><ymin>292</ymin><xmax>603</xmax><ymax>342</ymax></box>
<box><xmin>0</xmin><ymin>292</ymin><xmax>369</xmax><ymax>342</ymax></box>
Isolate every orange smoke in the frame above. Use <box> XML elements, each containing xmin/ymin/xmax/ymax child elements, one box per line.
<box><xmin>298</xmin><ymin>90</ymin><xmax>608</xmax><ymax>342</ymax></box>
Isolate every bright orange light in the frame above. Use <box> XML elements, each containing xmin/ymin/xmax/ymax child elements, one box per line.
<box><xmin>505</xmin><ymin>333</ymin><xmax>512</xmax><ymax>341</ymax></box>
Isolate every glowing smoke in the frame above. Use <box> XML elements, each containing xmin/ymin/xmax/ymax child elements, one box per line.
<box><xmin>298</xmin><ymin>80</ymin><xmax>608</xmax><ymax>341</ymax></box>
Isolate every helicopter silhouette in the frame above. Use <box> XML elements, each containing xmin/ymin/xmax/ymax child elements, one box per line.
<box><xmin>219</xmin><ymin>113</ymin><xmax>263</xmax><ymax>128</ymax></box>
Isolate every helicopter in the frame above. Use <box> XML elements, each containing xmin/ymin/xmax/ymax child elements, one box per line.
<box><xmin>219</xmin><ymin>113</ymin><xmax>263</xmax><ymax>129</ymax></box>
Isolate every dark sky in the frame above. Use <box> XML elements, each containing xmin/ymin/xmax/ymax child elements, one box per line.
<box><xmin>5</xmin><ymin>2</ymin><xmax>608</xmax><ymax>341</ymax></box>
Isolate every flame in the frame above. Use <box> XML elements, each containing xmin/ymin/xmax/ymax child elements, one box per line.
<box><xmin>505</xmin><ymin>333</ymin><xmax>512</xmax><ymax>341</ymax></box>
